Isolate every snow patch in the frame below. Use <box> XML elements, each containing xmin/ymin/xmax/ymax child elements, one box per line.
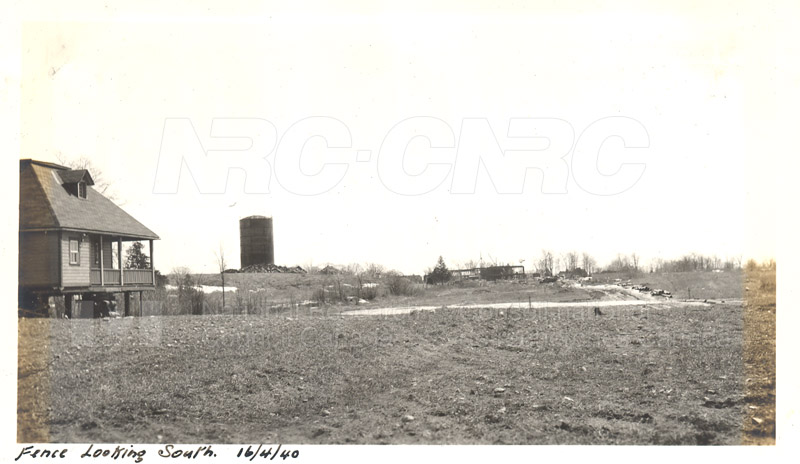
<box><xmin>164</xmin><ymin>284</ymin><xmax>237</xmax><ymax>293</ymax></box>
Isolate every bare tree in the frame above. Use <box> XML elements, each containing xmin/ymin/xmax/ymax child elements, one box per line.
<box><xmin>171</xmin><ymin>266</ymin><xmax>192</xmax><ymax>286</ymax></box>
<box><xmin>581</xmin><ymin>252</ymin><xmax>596</xmax><ymax>275</ymax></box>
<box><xmin>343</xmin><ymin>262</ymin><xmax>362</xmax><ymax>275</ymax></box>
<box><xmin>302</xmin><ymin>259</ymin><xmax>319</xmax><ymax>274</ymax></box>
<box><xmin>566</xmin><ymin>251</ymin><xmax>579</xmax><ymax>271</ymax></box>
<box><xmin>214</xmin><ymin>245</ymin><xmax>227</xmax><ymax>311</ymax></box>
<box><xmin>364</xmin><ymin>262</ymin><xmax>385</xmax><ymax>278</ymax></box>
<box><xmin>606</xmin><ymin>253</ymin><xmax>632</xmax><ymax>272</ymax></box>
<box><xmin>539</xmin><ymin>250</ymin><xmax>554</xmax><ymax>276</ymax></box>
<box><xmin>630</xmin><ymin>253</ymin><xmax>640</xmax><ymax>271</ymax></box>
<box><xmin>650</xmin><ymin>257</ymin><xmax>664</xmax><ymax>273</ymax></box>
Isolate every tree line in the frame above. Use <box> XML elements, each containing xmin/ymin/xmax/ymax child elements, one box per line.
<box><xmin>428</xmin><ymin>250</ymin><xmax>752</xmax><ymax>279</ymax></box>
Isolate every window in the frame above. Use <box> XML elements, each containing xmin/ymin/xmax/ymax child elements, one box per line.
<box><xmin>78</xmin><ymin>182</ymin><xmax>87</xmax><ymax>199</ymax></box>
<box><xmin>69</xmin><ymin>239</ymin><xmax>79</xmax><ymax>265</ymax></box>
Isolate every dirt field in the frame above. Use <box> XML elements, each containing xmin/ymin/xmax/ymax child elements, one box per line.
<box><xmin>17</xmin><ymin>270</ymin><xmax>775</xmax><ymax>445</ymax></box>
<box><xmin>178</xmin><ymin>270</ymin><xmax>743</xmax><ymax>316</ymax></box>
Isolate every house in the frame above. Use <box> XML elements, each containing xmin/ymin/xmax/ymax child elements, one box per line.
<box><xmin>478</xmin><ymin>265</ymin><xmax>525</xmax><ymax>281</ymax></box>
<box><xmin>444</xmin><ymin>265</ymin><xmax>526</xmax><ymax>282</ymax></box>
<box><xmin>438</xmin><ymin>264</ymin><xmax>525</xmax><ymax>281</ymax></box>
<box><xmin>18</xmin><ymin>159</ymin><xmax>159</xmax><ymax>317</ymax></box>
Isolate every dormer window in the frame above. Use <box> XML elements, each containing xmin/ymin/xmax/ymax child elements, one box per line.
<box><xmin>58</xmin><ymin>169</ymin><xmax>95</xmax><ymax>198</ymax></box>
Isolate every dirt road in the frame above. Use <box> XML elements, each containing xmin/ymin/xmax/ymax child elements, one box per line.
<box><xmin>342</xmin><ymin>283</ymin><xmax>714</xmax><ymax>316</ymax></box>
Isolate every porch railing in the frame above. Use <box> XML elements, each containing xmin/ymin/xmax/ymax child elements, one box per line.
<box><xmin>124</xmin><ymin>269</ymin><xmax>154</xmax><ymax>284</ymax></box>
<box><xmin>90</xmin><ymin>269</ymin><xmax>153</xmax><ymax>286</ymax></box>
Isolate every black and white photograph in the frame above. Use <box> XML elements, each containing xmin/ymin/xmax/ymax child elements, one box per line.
<box><xmin>3</xmin><ymin>0</ymin><xmax>796</xmax><ymax>460</ymax></box>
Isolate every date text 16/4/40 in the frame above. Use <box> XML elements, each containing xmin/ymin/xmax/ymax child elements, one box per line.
<box><xmin>237</xmin><ymin>445</ymin><xmax>299</xmax><ymax>461</ymax></box>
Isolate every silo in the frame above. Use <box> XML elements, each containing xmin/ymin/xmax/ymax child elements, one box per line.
<box><xmin>240</xmin><ymin>216</ymin><xmax>274</xmax><ymax>268</ymax></box>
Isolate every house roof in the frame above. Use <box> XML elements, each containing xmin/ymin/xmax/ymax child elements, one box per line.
<box><xmin>19</xmin><ymin>159</ymin><xmax>159</xmax><ymax>240</ymax></box>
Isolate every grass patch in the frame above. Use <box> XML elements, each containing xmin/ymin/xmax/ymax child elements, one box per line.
<box><xmin>741</xmin><ymin>268</ymin><xmax>776</xmax><ymax>444</ymax></box>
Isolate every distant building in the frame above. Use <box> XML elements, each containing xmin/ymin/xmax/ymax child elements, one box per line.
<box><xmin>446</xmin><ymin>265</ymin><xmax>526</xmax><ymax>282</ymax></box>
<box><xmin>239</xmin><ymin>216</ymin><xmax>274</xmax><ymax>268</ymax></box>
<box><xmin>19</xmin><ymin>159</ymin><xmax>159</xmax><ymax>317</ymax></box>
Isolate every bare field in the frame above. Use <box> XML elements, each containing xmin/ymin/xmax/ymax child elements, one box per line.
<box><xmin>191</xmin><ymin>270</ymin><xmax>743</xmax><ymax>313</ymax></box>
<box><xmin>18</xmin><ymin>270</ymin><xmax>775</xmax><ymax>445</ymax></box>
<box><xmin>194</xmin><ymin>272</ymin><xmax>601</xmax><ymax>312</ymax></box>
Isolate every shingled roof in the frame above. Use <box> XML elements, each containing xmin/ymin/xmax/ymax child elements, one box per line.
<box><xmin>19</xmin><ymin>159</ymin><xmax>159</xmax><ymax>240</ymax></box>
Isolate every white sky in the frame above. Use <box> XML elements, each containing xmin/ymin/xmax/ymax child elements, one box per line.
<box><xmin>10</xmin><ymin>1</ymin><xmax>785</xmax><ymax>274</ymax></box>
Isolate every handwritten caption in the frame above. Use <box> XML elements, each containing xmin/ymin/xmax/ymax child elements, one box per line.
<box><xmin>15</xmin><ymin>444</ymin><xmax>300</xmax><ymax>462</ymax></box>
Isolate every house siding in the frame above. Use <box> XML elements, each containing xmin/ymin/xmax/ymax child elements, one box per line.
<box><xmin>18</xmin><ymin>231</ymin><xmax>59</xmax><ymax>286</ymax></box>
<box><xmin>61</xmin><ymin>233</ymin><xmax>90</xmax><ymax>287</ymax></box>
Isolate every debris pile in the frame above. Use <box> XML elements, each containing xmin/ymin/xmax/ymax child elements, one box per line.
<box><xmin>620</xmin><ymin>282</ymin><xmax>672</xmax><ymax>298</ymax></box>
<box><xmin>320</xmin><ymin>265</ymin><xmax>341</xmax><ymax>275</ymax></box>
<box><xmin>238</xmin><ymin>264</ymin><xmax>307</xmax><ymax>274</ymax></box>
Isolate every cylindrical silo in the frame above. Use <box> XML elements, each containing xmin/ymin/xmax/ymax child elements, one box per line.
<box><xmin>240</xmin><ymin>216</ymin><xmax>274</xmax><ymax>268</ymax></box>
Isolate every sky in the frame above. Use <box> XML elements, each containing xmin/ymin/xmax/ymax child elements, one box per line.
<box><xmin>10</xmin><ymin>1</ymin><xmax>784</xmax><ymax>275</ymax></box>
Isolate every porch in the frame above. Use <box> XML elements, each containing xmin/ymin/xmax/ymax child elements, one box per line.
<box><xmin>86</xmin><ymin>235</ymin><xmax>155</xmax><ymax>288</ymax></box>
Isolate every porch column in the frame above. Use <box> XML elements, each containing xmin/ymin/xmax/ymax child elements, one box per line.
<box><xmin>99</xmin><ymin>235</ymin><xmax>104</xmax><ymax>285</ymax></box>
<box><xmin>149</xmin><ymin>239</ymin><xmax>154</xmax><ymax>285</ymax></box>
<box><xmin>64</xmin><ymin>295</ymin><xmax>72</xmax><ymax>319</ymax></box>
<box><xmin>118</xmin><ymin>237</ymin><xmax>124</xmax><ymax>285</ymax></box>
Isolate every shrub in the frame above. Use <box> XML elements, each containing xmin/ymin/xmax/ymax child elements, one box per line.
<box><xmin>759</xmin><ymin>273</ymin><xmax>776</xmax><ymax>292</ymax></box>
<box><xmin>360</xmin><ymin>285</ymin><xmax>379</xmax><ymax>300</ymax></box>
<box><xmin>388</xmin><ymin>275</ymin><xmax>421</xmax><ymax>296</ymax></box>
<box><xmin>454</xmin><ymin>278</ymin><xmax>481</xmax><ymax>288</ymax></box>
<box><xmin>312</xmin><ymin>287</ymin><xmax>327</xmax><ymax>304</ymax></box>
<box><xmin>170</xmin><ymin>270</ymin><xmax>205</xmax><ymax>315</ymax></box>
<box><xmin>187</xmin><ymin>287</ymin><xmax>205</xmax><ymax>315</ymax></box>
